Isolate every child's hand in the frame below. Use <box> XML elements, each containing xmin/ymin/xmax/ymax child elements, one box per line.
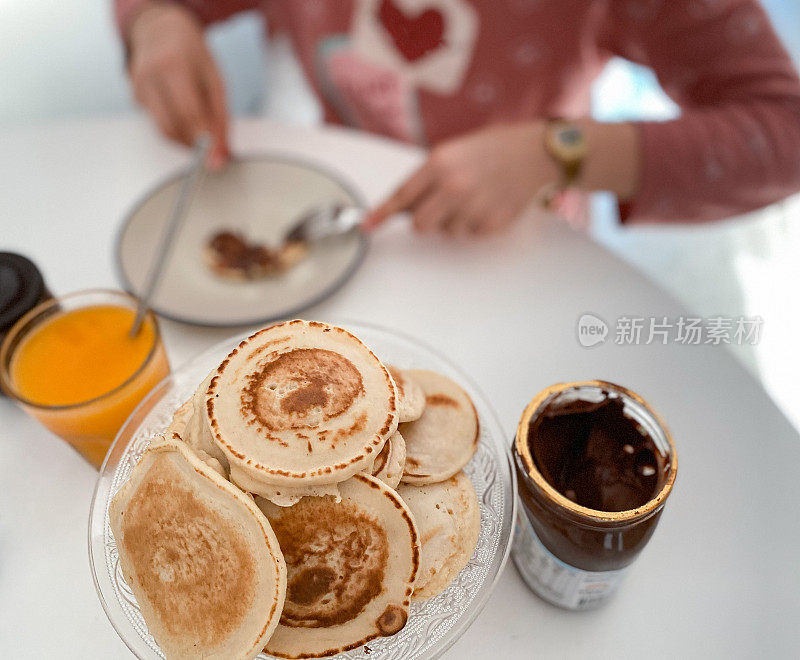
<box><xmin>128</xmin><ymin>3</ymin><xmax>229</xmax><ymax>169</ymax></box>
<box><xmin>363</xmin><ymin>123</ymin><xmax>559</xmax><ymax>236</ymax></box>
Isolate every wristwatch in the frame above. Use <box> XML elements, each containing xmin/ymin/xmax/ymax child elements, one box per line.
<box><xmin>543</xmin><ymin>120</ymin><xmax>588</xmax><ymax>189</ymax></box>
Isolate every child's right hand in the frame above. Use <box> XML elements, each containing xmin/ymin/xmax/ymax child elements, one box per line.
<box><xmin>127</xmin><ymin>3</ymin><xmax>229</xmax><ymax>169</ymax></box>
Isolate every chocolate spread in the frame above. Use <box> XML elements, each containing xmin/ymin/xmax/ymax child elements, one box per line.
<box><xmin>528</xmin><ymin>393</ymin><xmax>667</xmax><ymax>512</ymax></box>
<box><xmin>205</xmin><ymin>231</ymin><xmax>308</xmax><ymax>280</ymax></box>
<box><xmin>207</xmin><ymin>231</ymin><xmax>279</xmax><ymax>277</ymax></box>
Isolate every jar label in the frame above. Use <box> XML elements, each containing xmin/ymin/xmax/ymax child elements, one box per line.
<box><xmin>512</xmin><ymin>506</ymin><xmax>627</xmax><ymax>610</ymax></box>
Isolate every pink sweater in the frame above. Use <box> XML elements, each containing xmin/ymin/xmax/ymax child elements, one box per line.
<box><xmin>116</xmin><ymin>0</ymin><xmax>800</xmax><ymax>224</ymax></box>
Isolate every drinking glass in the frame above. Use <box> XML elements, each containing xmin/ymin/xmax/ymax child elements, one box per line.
<box><xmin>0</xmin><ymin>290</ymin><xmax>170</xmax><ymax>468</ymax></box>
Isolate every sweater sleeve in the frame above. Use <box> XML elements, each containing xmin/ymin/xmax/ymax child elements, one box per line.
<box><xmin>602</xmin><ymin>0</ymin><xmax>800</xmax><ymax>224</ymax></box>
<box><xmin>115</xmin><ymin>0</ymin><xmax>261</xmax><ymax>40</ymax></box>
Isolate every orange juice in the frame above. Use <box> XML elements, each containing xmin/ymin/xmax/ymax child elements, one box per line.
<box><xmin>7</xmin><ymin>303</ymin><xmax>169</xmax><ymax>467</ymax></box>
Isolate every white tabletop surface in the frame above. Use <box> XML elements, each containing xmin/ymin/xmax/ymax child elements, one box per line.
<box><xmin>1</xmin><ymin>116</ymin><xmax>798</xmax><ymax>659</ymax></box>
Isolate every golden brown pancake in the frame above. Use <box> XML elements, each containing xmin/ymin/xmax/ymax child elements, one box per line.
<box><xmin>167</xmin><ymin>373</ymin><xmax>231</xmax><ymax>477</ymax></box>
<box><xmin>256</xmin><ymin>474</ymin><xmax>419</xmax><ymax>658</ymax></box>
<box><xmin>206</xmin><ymin>320</ymin><xmax>398</xmax><ymax>500</ymax></box>
<box><xmin>368</xmin><ymin>430</ymin><xmax>406</xmax><ymax>489</ymax></box>
<box><xmin>387</xmin><ymin>366</ymin><xmax>426</xmax><ymax>423</ymax></box>
<box><xmin>400</xmin><ymin>370</ymin><xmax>479</xmax><ymax>484</ymax></box>
<box><xmin>398</xmin><ymin>471</ymin><xmax>481</xmax><ymax>599</ymax></box>
<box><xmin>109</xmin><ymin>436</ymin><xmax>286</xmax><ymax>660</ymax></box>
<box><xmin>165</xmin><ymin>397</ymin><xmax>193</xmax><ymax>438</ymax></box>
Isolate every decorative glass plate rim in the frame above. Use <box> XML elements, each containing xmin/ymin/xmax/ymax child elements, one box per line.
<box><xmin>89</xmin><ymin>320</ymin><xmax>517</xmax><ymax>659</ymax></box>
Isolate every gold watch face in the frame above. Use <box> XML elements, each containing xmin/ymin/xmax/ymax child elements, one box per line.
<box><xmin>547</xmin><ymin>123</ymin><xmax>586</xmax><ymax>163</ymax></box>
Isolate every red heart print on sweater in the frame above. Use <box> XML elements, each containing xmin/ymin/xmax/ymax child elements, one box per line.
<box><xmin>378</xmin><ymin>0</ymin><xmax>445</xmax><ymax>62</ymax></box>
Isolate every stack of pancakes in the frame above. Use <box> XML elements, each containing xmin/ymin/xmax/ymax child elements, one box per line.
<box><xmin>110</xmin><ymin>320</ymin><xmax>481</xmax><ymax>660</ymax></box>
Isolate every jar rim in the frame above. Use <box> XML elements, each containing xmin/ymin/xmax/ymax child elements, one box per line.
<box><xmin>514</xmin><ymin>380</ymin><xmax>678</xmax><ymax>523</ymax></box>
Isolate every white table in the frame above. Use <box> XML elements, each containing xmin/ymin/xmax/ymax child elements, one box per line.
<box><xmin>1</xmin><ymin>117</ymin><xmax>798</xmax><ymax>659</ymax></box>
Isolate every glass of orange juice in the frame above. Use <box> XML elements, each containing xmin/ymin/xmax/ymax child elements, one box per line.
<box><xmin>0</xmin><ymin>289</ymin><xmax>170</xmax><ymax>469</ymax></box>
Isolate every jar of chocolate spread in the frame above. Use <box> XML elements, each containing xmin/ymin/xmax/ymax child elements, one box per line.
<box><xmin>511</xmin><ymin>381</ymin><xmax>677</xmax><ymax>610</ymax></box>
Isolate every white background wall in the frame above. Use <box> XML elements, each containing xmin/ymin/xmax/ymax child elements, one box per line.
<box><xmin>0</xmin><ymin>3</ymin><xmax>269</xmax><ymax>123</ymax></box>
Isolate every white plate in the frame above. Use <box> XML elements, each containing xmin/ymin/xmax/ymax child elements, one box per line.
<box><xmin>116</xmin><ymin>155</ymin><xmax>367</xmax><ymax>326</ymax></box>
<box><xmin>90</xmin><ymin>321</ymin><xmax>516</xmax><ymax>660</ymax></box>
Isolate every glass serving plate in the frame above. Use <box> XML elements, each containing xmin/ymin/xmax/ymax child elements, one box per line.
<box><xmin>89</xmin><ymin>321</ymin><xmax>516</xmax><ymax>660</ymax></box>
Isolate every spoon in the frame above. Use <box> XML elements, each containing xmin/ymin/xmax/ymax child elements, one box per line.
<box><xmin>280</xmin><ymin>203</ymin><xmax>364</xmax><ymax>245</ymax></box>
<box><xmin>129</xmin><ymin>134</ymin><xmax>212</xmax><ymax>337</ymax></box>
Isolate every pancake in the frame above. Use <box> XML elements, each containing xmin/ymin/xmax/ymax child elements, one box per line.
<box><xmin>165</xmin><ymin>397</ymin><xmax>193</xmax><ymax>437</ymax></box>
<box><xmin>240</xmin><ymin>431</ymin><xmax>405</xmax><ymax>506</ymax></box>
<box><xmin>207</xmin><ymin>320</ymin><xmax>398</xmax><ymax>497</ymax></box>
<box><xmin>109</xmin><ymin>436</ymin><xmax>287</xmax><ymax>660</ymax></box>
<box><xmin>238</xmin><ymin>480</ymin><xmax>341</xmax><ymax>508</ymax></box>
<box><xmin>172</xmin><ymin>373</ymin><xmax>231</xmax><ymax>477</ymax></box>
<box><xmin>387</xmin><ymin>366</ymin><xmax>425</xmax><ymax>423</ymax></box>
<box><xmin>165</xmin><ymin>389</ymin><xmax>230</xmax><ymax>476</ymax></box>
<box><xmin>203</xmin><ymin>231</ymin><xmax>308</xmax><ymax>280</ymax></box>
<box><xmin>399</xmin><ymin>370</ymin><xmax>479</xmax><ymax>484</ymax></box>
<box><xmin>256</xmin><ymin>474</ymin><xmax>419</xmax><ymax>658</ymax></box>
<box><xmin>398</xmin><ymin>472</ymin><xmax>480</xmax><ymax>600</ymax></box>
<box><xmin>368</xmin><ymin>430</ymin><xmax>406</xmax><ymax>489</ymax></box>
<box><xmin>165</xmin><ymin>429</ymin><xmax>226</xmax><ymax>477</ymax></box>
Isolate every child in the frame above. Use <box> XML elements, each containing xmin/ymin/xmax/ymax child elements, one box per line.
<box><xmin>117</xmin><ymin>0</ymin><xmax>800</xmax><ymax>234</ymax></box>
